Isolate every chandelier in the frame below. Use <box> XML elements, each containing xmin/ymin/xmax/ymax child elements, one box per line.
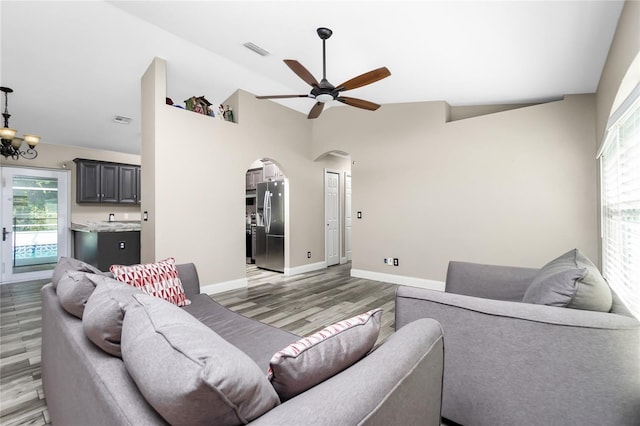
<box><xmin>1</xmin><ymin>87</ymin><xmax>39</xmax><ymax>160</ymax></box>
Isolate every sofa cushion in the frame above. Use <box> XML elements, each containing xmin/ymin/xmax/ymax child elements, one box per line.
<box><xmin>110</xmin><ymin>257</ymin><xmax>190</xmax><ymax>307</ymax></box>
<box><xmin>268</xmin><ymin>308</ymin><xmax>382</xmax><ymax>401</ymax></box>
<box><xmin>121</xmin><ymin>293</ymin><xmax>279</xmax><ymax>426</ymax></box>
<box><xmin>523</xmin><ymin>249</ymin><xmax>612</xmax><ymax>312</ymax></box>
<box><xmin>56</xmin><ymin>270</ymin><xmax>98</xmax><ymax>318</ymax></box>
<box><xmin>83</xmin><ymin>274</ymin><xmax>142</xmax><ymax>357</ymax></box>
<box><xmin>51</xmin><ymin>257</ymin><xmax>101</xmax><ymax>289</ymax></box>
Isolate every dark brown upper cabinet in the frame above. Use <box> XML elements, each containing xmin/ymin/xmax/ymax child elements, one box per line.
<box><xmin>74</xmin><ymin>158</ymin><xmax>140</xmax><ymax>204</ymax></box>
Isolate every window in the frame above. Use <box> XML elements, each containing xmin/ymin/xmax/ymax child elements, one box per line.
<box><xmin>600</xmin><ymin>89</ymin><xmax>640</xmax><ymax>319</ymax></box>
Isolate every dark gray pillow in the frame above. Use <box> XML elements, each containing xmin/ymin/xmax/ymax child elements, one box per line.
<box><xmin>83</xmin><ymin>274</ymin><xmax>142</xmax><ymax>357</ymax></box>
<box><xmin>523</xmin><ymin>249</ymin><xmax>612</xmax><ymax>312</ymax></box>
<box><xmin>51</xmin><ymin>257</ymin><xmax>101</xmax><ymax>288</ymax></box>
<box><xmin>56</xmin><ymin>270</ymin><xmax>98</xmax><ymax>318</ymax></box>
<box><xmin>121</xmin><ymin>293</ymin><xmax>280</xmax><ymax>426</ymax></box>
<box><xmin>268</xmin><ymin>308</ymin><xmax>382</xmax><ymax>401</ymax></box>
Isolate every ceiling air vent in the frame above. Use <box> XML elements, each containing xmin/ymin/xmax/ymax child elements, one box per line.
<box><xmin>113</xmin><ymin>115</ymin><xmax>131</xmax><ymax>124</ymax></box>
<box><xmin>243</xmin><ymin>42</ymin><xmax>270</xmax><ymax>57</ymax></box>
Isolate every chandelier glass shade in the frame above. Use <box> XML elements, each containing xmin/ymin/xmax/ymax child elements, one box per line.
<box><xmin>1</xmin><ymin>87</ymin><xmax>39</xmax><ymax>160</ymax></box>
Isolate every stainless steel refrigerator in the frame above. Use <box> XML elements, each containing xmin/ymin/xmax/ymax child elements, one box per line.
<box><xmin>255</xmin><ymin>181</ymin><xmax>285</xmax><ymax>272</ymax></box>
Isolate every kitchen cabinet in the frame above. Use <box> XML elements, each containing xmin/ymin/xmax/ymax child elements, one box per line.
<box><xmin>75</xmin><ymin>159</ymin><xmax>119</xmax><ymax>203</ymax></box>
<box><xmin>136</xmin><ymin>166</ymin><xmax>141</xmax><ymax>203</ymax></box>
<box><xmin>73</xmin><ymin>230</ymin><xmax>141</xmax><ymax>271</ymax></box>
<box><xmin>74</xmin><ymin>158</ymin><xmax>140</xmax><ymax>204</ymax></box>
<box><xmin>245</xmin><ymin>168</ymin><xmax>262</xmax><ymax>191</ymax></box>
<box><xmin>262</xmin><ymin>161</ymin><xmax>283</xmax><ymax>181</ymax></box>
<box><xmin>118</xmin><ymin>164</ymin><xmax>140</xmax><ymax>204</ymax></box>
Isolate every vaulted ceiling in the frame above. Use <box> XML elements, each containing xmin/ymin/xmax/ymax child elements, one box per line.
<box><xmin>0</xmin><ymin>1</ymin><xmax>624</xmax><ymax>154</ymax></box>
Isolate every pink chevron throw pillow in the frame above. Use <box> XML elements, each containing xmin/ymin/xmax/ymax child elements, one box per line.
<box><xmin>110</xmin><ymin>257</ymin><xmax>190</xmax><ymax>307</ymax></box>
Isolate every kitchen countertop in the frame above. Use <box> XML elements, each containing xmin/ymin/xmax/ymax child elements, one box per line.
<box><xmin>70</xmin><ymin>220</ymin><xmax>141</xmax><ymax>233</ymax></box>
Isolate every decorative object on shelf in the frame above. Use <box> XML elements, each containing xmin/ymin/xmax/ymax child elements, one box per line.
<box><xmin>166</xmin><ymin>97</ymin><xmax>183</xmax><ymax>109</ymax></box>
<box><xmin>219</xmin><ymin>104</ymin><xmax>234</xmax><ymax>122</ymax></box>
<box><xmin>224</xmin><ymin>105</ymin><xmax>234</xmax><ymax>122</ymax></box>
<box><xmin>185</xmin><ymin>96</ymin><xmax>213</xmax><ymax>116</ymax></box>
<box><xmin>256</xmin><ymin>27</ymin><xmax>391</xmax><ymax>119</ymax></box>
<box><xmin>1</xmin><ymin>86</ymin><xmax>40</xmax><ymax>160</ymax></box>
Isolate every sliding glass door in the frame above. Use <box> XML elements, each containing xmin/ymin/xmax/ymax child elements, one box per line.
<box><xmin>0</xmin><ymin>166</ymin><xmax>70</xmax><ymax>283</ymax></box>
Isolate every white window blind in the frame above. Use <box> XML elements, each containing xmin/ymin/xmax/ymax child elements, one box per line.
<box><xmin>600</xmin><ymin>92</ymin><xmax>640</xmax><ymax>319</ymax></box>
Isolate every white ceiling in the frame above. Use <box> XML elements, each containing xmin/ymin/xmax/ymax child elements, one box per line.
<box><xmin>0</xmin><ymin>1</ymin><xmax>624</xmax><ymax>155</ymax></box>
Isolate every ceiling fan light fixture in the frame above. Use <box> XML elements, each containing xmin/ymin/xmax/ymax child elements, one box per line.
<box><xmin>316</xmin><ymin>93</ymin><xmax>333</xmax><ymax>103</ymax></box>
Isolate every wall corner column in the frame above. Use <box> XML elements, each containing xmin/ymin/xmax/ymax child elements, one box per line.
<box><xmin>140</xmin><ymin>57</ymin><xmax>167</xmax><ymax>263</ymax></box>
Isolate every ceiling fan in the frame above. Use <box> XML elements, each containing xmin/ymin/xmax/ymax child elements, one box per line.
<box><xmin>256</xmin><ymin>27</ymin><xmax>391</xmax><ymax>119</ymax></box>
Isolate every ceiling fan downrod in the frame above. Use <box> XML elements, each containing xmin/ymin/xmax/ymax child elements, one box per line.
<box><xmin>317</xmin><ymin>27</ymin><xmax>332</xmax><ymax>83</ymax></box>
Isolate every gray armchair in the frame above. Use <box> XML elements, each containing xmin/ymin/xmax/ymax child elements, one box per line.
<box><xmin>395</xmin><ymin>261</ymin><xmax>640</xmax><ymax>426</ymax></box>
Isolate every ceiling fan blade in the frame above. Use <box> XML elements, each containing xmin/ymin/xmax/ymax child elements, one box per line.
<box><xmin>284</xmin><ymin>59</ymin><xmax>320</xmax><ymax>87</ymax></box>
<box><xmin>336</xmin><ymin>67</ymin><xmax>391</xmax><ymax>91</ymax></box>
<box><xmin>336</xmin><ymin>96</ymin><xmax>381</xmax><ymax>111</ymax></box>
<box><xmin>308</xmin><ymin>102</ymin><xmax>324</xmax><ymax>119</ymax></box>
<box><xmin>255</xmin><ymin>94</ymin><xmax>310</xmax><ymax>99</ymax></box>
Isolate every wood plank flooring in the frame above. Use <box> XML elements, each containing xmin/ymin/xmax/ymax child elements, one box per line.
<box><xmin>0</xmin><ymin>263</ymin><xmax>398</xmax><ymax>425</ymax></box>
<box><xmin>0</xmin><ymin>279</ymin><xmax>50</xmax><ymax>426</ymax></box>
<box><xmin>215</xmin><ymin>264</ymin><xmax>398</xmax><ymax>345</ymax></box>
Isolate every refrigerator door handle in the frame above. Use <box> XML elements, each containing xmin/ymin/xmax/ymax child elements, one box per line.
<box><xmin>264</xmin><ymin>190</ymin><xmax>271</xmax><ymax>234</ymax></box>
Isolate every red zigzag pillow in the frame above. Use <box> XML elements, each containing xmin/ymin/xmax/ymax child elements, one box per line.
<box><xmin>110</xmin><ymin>258</ymin><xmax>190</xmax><ymax>307</ymax></box>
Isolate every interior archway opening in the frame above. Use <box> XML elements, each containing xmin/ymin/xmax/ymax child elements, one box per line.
<box><xmin>244</xmin><ymin>158</ymin><xmax>288</xmax><ymax>284</ymax></box>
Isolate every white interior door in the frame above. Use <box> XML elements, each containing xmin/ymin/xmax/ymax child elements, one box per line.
<box><xmin>345</xmin><ymin>174</ymin><xmax>352</xmax><ymax>261</ymax></box>
<box><xmin>325</xmin><ymin>171</ymin><xmax>340</xmax><ymax>266</ymax></box>
<box><xmin>1</xmin><ymin>166</ymin><xmax>70</xmax><ymax>283</ymax></box>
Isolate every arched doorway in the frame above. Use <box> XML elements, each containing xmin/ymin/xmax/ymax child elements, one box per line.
<box><xmin>244</xmin><ymin>158</ymin><xmax>287</xmax><ymax>273</ymax></box>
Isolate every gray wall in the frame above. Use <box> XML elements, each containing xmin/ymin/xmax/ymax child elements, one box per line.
<box><xmin>312</xmin><ymin>96</ymin><xmax>598</xmax><ymax>282</ymax></box>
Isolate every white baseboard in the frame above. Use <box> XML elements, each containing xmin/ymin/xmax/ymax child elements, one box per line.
<box><xmin>285</xmin><ymin>261</ymin><xmax>327</xmax><ymax>276</ymax></box>
<box><xmin>350</xmin><ymin>269</ymin><xmax>445</xmax><ymax>291</ymax></box>
<box><xmin>201</xmin><ymin>277</ymin><xmax>247</xmax><ymax>295</ymax></box>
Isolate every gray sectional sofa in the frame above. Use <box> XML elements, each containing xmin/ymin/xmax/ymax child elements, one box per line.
<box><xmin>395</xmin><ymin>255</ymin><xmax>640</xmax><ymax>426</ymax></box>
<box><xmin>42</xmin><ymin>261</ymin><xmax>445</xmax><ymax>426</ymax></box>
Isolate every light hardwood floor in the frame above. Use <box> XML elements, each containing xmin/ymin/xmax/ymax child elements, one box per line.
<box><xmin>0</xmin><ymin>263</ymin><xmax>398</xmax><ymax>426</ymax></box>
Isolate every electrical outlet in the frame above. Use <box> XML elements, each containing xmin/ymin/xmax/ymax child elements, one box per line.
<box><xmin>385</xmin><ymin>257</ymin><xmax>394</xmax><ymax>266</ymax></box>
<box><xmin>307</xmin><ymin>251</ymin><xmax>311</xmax><ymax>259</ymax></box>
<box><xmin>393</xmin><ymin>258</ymin><xmax>399</xmax><ymax>266</ymax></box>
<box><xmin>357</xmin><ymin>211</ymin><xmax>362</xmax><ymax>219</ymax></box>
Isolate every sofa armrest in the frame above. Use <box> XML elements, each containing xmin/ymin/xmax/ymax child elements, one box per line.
<box><xmin>395</xmin><ymin>287</ymin><xmax>640</xmax><ymax>426</ymax></box>
<box><xmin>250</xmin><ymin>318</ymin><xmax>444</xmax><ymax>426</ymax></box>
<box><xmin>446</xmin><ymin>261</ymin><xmax>538</xmax><ymax>301</ymax></box>
<box><xmin>176</xmin><ymin>263</ymin><xmax>200</xmax><ymax>297</ymax></box>
<box><xmin>41</xmin><ymin>284</ymin><xmax>168</xmax><ymax>425</ymax></box>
